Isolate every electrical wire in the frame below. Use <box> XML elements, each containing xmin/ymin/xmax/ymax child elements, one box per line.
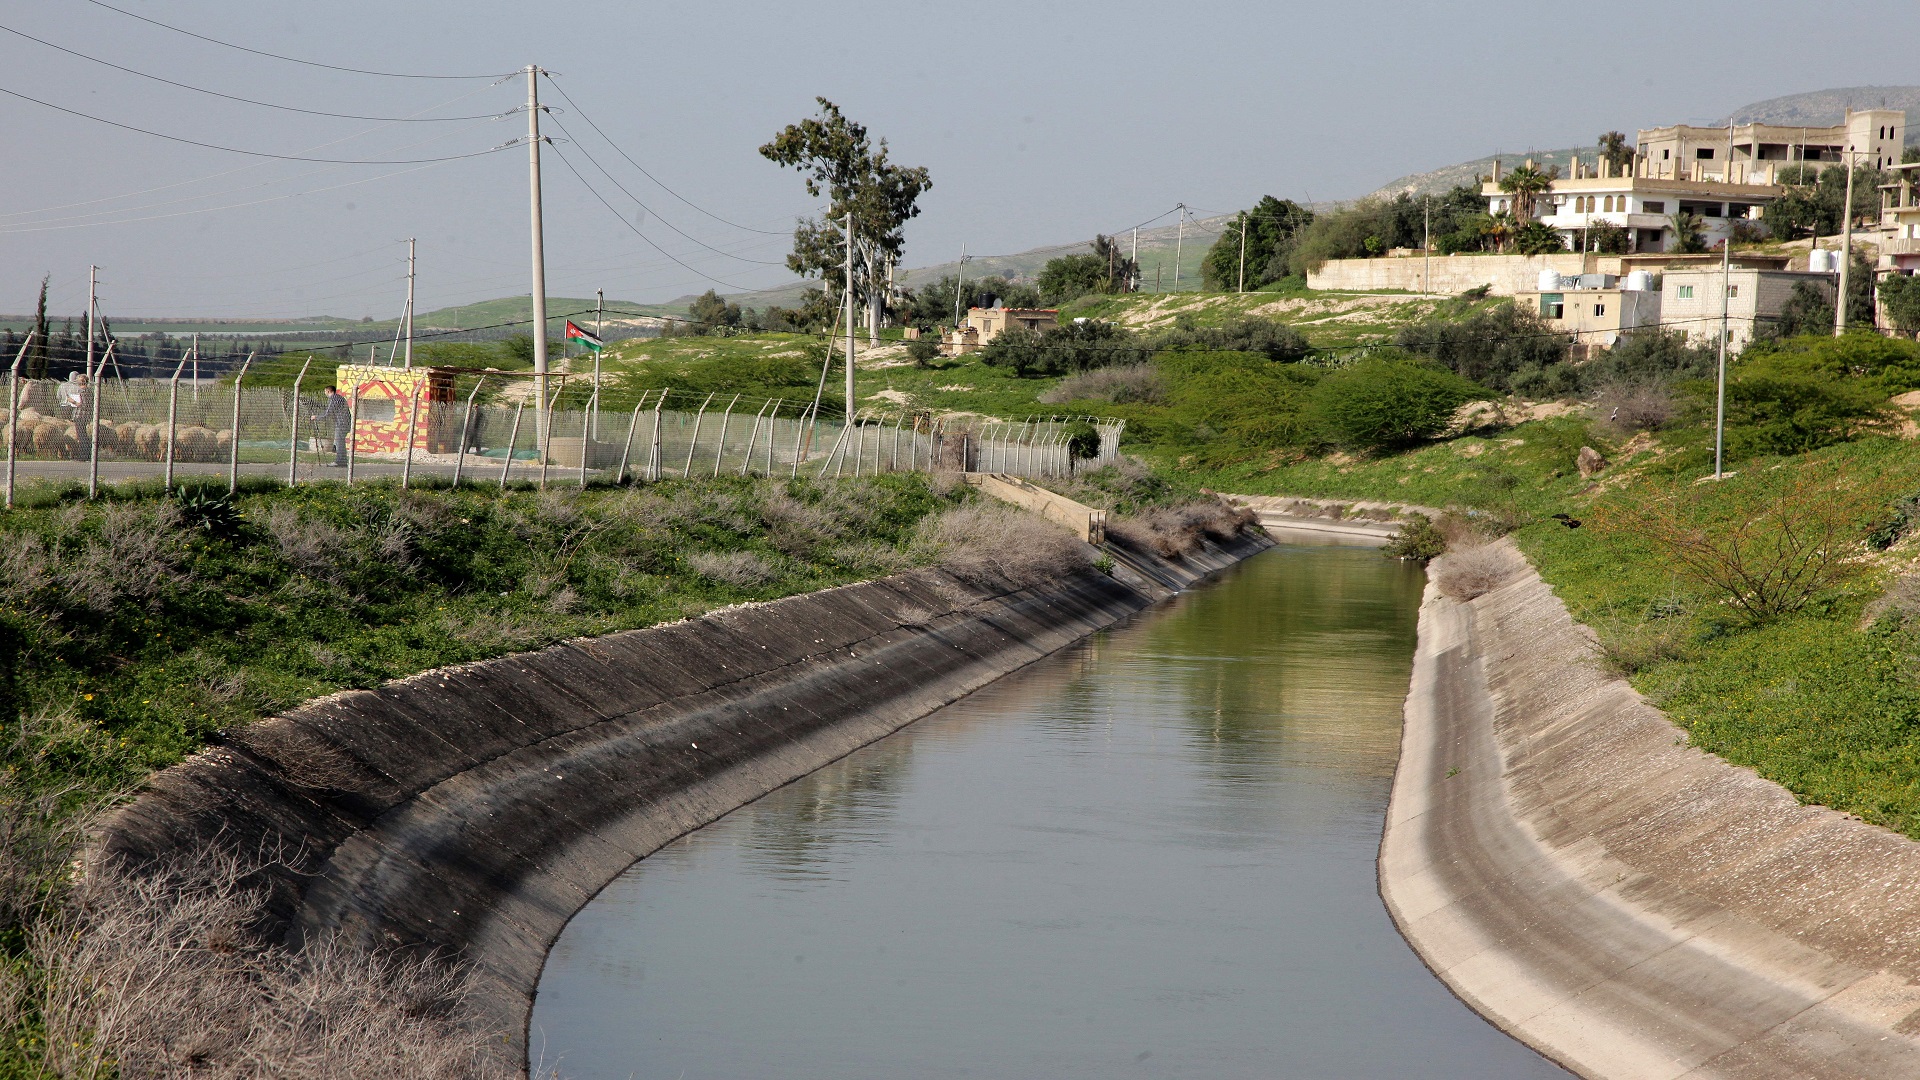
<box><xmin>76</xmin><ymin>0</ymin><xmax>515</xmax><ymax>80</ymax></box>
<box><xmin>543</xmin><ymin>114</ymin><xmax>791</xmax><ymax>267</ymax></box>
<box><xmin>548</xmin><ymin>144</ymin><xmax>759</xmax><ymax>292</ymax></box>
<box><xmin>0</xmin><ymin>84</ymin><xmax>517</xmax><ymax>163</ymax></box>
<box><xmin>543</xmin><ymin>75</ymin><xmax>792</xmax><ymax>236</ymax></box>
<box><xmin>0</xmin><ymin>22</ymin><xmax>509</xmax><ymax>122</ymax></box>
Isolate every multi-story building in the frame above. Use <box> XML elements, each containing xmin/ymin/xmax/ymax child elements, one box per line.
<box><xmin>1658</xmin><ymin>267</ymin><xmax>1837</xmax><ymax>353</ymax></box>
<box><xmin>1482</xmin><ymin>155</ymin><xmax>1782</xmax><ymax>253</ymax></box>
<box><xmin>1882</xmin><ymin>162</ymin><xmax>1920</xmax><ymax>276</ymax></box>
<box><xmin>1637</xmin><ymin>109</ymin><xmax>1907</xmax><ymax>178</ymax></box>
<box><xmin>1515</xmin><ymin>273</ymin><xmax>1662</xmax><ymax>348</ymax></box>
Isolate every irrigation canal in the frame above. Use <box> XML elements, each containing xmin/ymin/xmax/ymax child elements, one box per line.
<box><xmin>530</xmin><ymin>543</ymin><xmax>1571</xmax><ymax>1078</ymax></box>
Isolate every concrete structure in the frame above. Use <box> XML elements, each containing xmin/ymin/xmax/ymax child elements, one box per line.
<box><xmin>940</xmin><ymin>306</ymin><xmax>1058</xmax><ymax>355</ymax></box>
<box><xmin>964</xmin><ymin>472</ymin><xmax>1107</xmax><ymax>544</ymax></box>
<box><xmin>99</xmin><ymin>528</ymin><xmax>1274</xmax><ymax>1071</ymax></box>
<box><xmin>1382</xmin><ymin>541</ymin><xmax>1920</xmax><ymax>1079</ymax></box>
<box><xmin>1483</xmin><ymin>156</ymin><xmax>1782</xmax><ymax>253</ymax></box>
<box><xmin>1638</xmin><ymin>109</ymin><xmax>1907</xmax><ymax>175</ymax></box>
<box><xmin>1659</xmin><ymin>266</ymin><xmax>1836</xmax><ymax>352</ymax></box>
<box><xmin>1881</xmin><ymin>162</ymin><xmax>1920</xmax><ymax>276</ymax></box>
<box><xmin>1516</xmin><ymin>274</ymin><xmax>1663</xmax><ymax>347</ymax></box>
<box><xmin>1307</xmin><ymin>251</ymin><xmax>1794</xmax><ymax>298</ymax></box>
<box><xmin>334</xmin><ymin>364</ymin><xmax>456</xmax><ymax>454</ymax></box>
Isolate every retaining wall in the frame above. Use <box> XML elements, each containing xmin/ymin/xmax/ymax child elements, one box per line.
<box><xmin>99</xmin><ymin>529</ymin><xmax>1273</xmax><ymax>1069</ymax></box>
<box><xmin>1382</xmin><ymin>541</ymin><xmax>1920</xmax><ymax>1079</ymax></box>
<box><xmin>1308</xmin><ymin>252</ymin><xmax>1617</xmax><ymax>295</ymax></box>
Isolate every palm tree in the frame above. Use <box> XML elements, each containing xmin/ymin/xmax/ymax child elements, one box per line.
<box><xmin>1669</xmin><ymin>211</ymin><xmax>1708</xmax><ymax>254</ymax></box>
<box><xmin>1485</xmin><ymin>212</ymin><xmax>1517</xmax><ymax>254</ymax></box>
<box><xmin>1498</xmin><ymin>165</ymin><xmax>1554</xmax><ymax>223</ymax></box>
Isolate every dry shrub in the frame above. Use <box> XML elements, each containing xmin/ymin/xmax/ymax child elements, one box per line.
<box><xmin>1867</xmin><ymin>572</ymin><xmax>1920</xmax><ymax>629</ymax></box>
<box><xmin>1592</xmin><ymin>378</ymin><xmax>1677</xmax><ymax>432</ymax></box>
<box><xmin>1592</xmin><ymin>460</ymin><xmax>1902</xmax><ymax>624</ymax></box>
<box><xmin>63</xmin><ymin>503</ymin><xmax>188</xmax><ymax>614</ymax></box>
<box><xmin>1106</xmin><ymin>499</ymin><xmax>1255</xmax><ymax>559</ymax></box>
<box><xmin>0</xmin><ymin>716</ymin><xmax>94</xmax><ymax>940</ymax></box>
<box><xmin>688</xmin><ymin>549</ymin><xmax>780</xmax><ymax>587</ymax></box>
<box><xmin>1432</xmin><ymin>543</ymin><xmax>1523</xmax><ymax>602</ymax></box>
<box><xmin>918</xmin><ymin>503</ymin><xmax>1090</xmax><ymax>588</ymax></box>
<box><xmin>1037</xmin><ymin>364</ymin><xmax>1166</xmax><ymax>405</ymax></box>
<box><xmin>30</xmin><ymin>851</ymin><xmax>511</xmax><ymax>1080</ymax></box>
<box><xmin>265</xmin><ymin>505</ymin><xmax>355</xmax><ymax>585</ymax></box>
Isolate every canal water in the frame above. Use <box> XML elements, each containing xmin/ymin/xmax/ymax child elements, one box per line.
<box><xmin>531</xmin><ymin>544</ymin><xmax>1570</xmax><ymax>1079</ymax></box>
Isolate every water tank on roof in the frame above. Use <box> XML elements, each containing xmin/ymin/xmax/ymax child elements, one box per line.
<box><xmin>1624</xmin><ymin>270</ymin><xmax>1655</xmax><ymax>292</ymax></box>
<box><xmin>1537</xmin><ymin>269</ymin><xmax>1563</xmax><ymax>292</ymax></box>
<box><xmin>1808</xmin><ymin>248</ymin><xmax>1834</xmax><ymax>273</ymax></box>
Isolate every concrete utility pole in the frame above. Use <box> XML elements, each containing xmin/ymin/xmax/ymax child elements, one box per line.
<box><xmin>594</xmin><ymin>287</ymin><xmax>604</xmax><ymax>439</ymax></box>
<box><xmin>1837</xmin><ymin>147</ymin><xmax>1859</xmax><ymax>336</ymax></box>
<box><xmin>1714</xmin><ymin>235</ymin><xmax>1730</xmax><ymax>480</ymax></box>
<box><xmin>403</xmin><ymin>238</ymin><xmax>415</xmax><ymax>369</ymax></box>
<box><xmin>85</xmin><ymin>265</ymin><xmax>96</xmax><ymax>387</ymax></box>
<box><xmin>1237</xmin><ymin>211</ymin><xmax>1247</xmax><ymax>293</ymax></box>
<box><xmin>954</xmin><ymin>242</ymin><xmax>967</xmax><ymax>327</ymax></box>
<box><xmin>1423</xmin><ymin>199</ymin><xmax>1432</xmax><ymax>293</ymax></box>
<box><xmin>1172</xmin><ymin>205</ymin><xmax>1186</xmax><ymax>291</ymax></box>
<box><xmin>1130</xmin><ymin>227</ymin><xmax>1138</xmax><ymax>291</ymax></box>
<box><xmin>845</xmin><ymin>209</ymin><xmax>856</xmax><ymax>419</ymax></box>
<box><xmin>525</xmin><ymin>64</ymin><xmax>550</xmax><ymax>442</ymax></box>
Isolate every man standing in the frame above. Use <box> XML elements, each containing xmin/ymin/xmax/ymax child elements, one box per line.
<box><xmin>323</xmin><ymin>385</ymin><xmax>352</xmax><ymax>468</ymax></box>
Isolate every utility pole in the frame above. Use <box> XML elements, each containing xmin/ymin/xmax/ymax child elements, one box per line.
<box><xmin>1130</xmin><ymin>227</ymin><xmax>1138</xmax><ymax>292</ymax></box>
<box><xmin>1714</xmin><ymin>234</ymin><xmax>1730</xmax><ymax>480</ymax></box>
<box><xmin>85</xmin><ymin>264</ymin><xmax>97</xmax><ymax>384</ymax></box>
<box><xmin>845</xmin><ymin>209</ymin><xmax>856</xmax><ymax>419</ymax></box>
<box><xmin>1172</xmin><ymin>205</ymin><xmax>1185</xmax><ymax>291</ymax></box>
<box><xmin>954</xmin><ymin>243</ymin><xmax>967</xmax><ymax>326</ymax></box>
<box><xmin>403</xmin><ymin>238</ymin><xmax>415</xmax><ymax>369</ymax></box>
<box><xmin>1423</xmin><ymin>199</ymin><xmax>1432</xmax><ymax>293</ymax></box>
<box><xmin>594</xmin><ymin>287</ymin><xmax>604</xmax><ymax>440</ymax></box>
<box><xmin>525</xmin><ymin>64</ymin><xmax>550</xmax><ymax>445</ymax></box>
<box><xmin>1236</xmin><ymin>211</ymin><xmax>1247</xmax><ymax>293</ymax></box>
<box><xmin>1837</xmin><ymin>147</ymin><xmax>1859</xmax><ymax>336</ymax></box>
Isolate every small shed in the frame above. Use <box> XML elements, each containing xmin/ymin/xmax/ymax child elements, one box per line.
<box><xmin>335</xmin><ymin>365</ymin><xmax>457</xmax><ymax>454</ymax></box>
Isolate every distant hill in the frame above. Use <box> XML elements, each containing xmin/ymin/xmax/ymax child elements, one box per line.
<box><xmin>1365</xmin><ymin>147</ymin><xmax>1592</xmax><ymax>201</ymax></box>
<box><xmin>1718</xmin><ymin>85</ymin><xmax>1920</xmax><ymax>131</ymax></box>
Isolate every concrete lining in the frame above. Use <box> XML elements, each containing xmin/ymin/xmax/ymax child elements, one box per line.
<box><xmin>1383</xmin><ymin>540</ymin><xmax>1920</xmax><ymax>1079</ymax></box>
<box><xmin>99</xmin><ymin>529</ymin><xmax>1272</xmax><ymax>1069</ymax></box>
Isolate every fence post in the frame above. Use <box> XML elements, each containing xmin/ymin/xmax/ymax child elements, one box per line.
<box><xmin>164</xmin><ymin>357</ymin><xmax>187</xmax><ymax>493</ymax></box>
<box><xmin>4</xmin><ymin>332</ymin><xmax>30</xmax><ymax>510</ymax></box>
<box><xmin>500</xmin><ymin>398</ymin><xmax>526</xmax><ymax>489</ymax></box>
<box><xmin>539</xmin><ymin>376</ymin><xmax>564</xmax><ymax>492</ymax></box>
<box><xmin>851</xmin><ymin>419</ymin><xmax>864</xmax><ymax>478</ymax></box>
<box><xmin>648</xmin><ymin>391</ymin><xmax>665</xmax><ymax>481</ymax></box>
<box><xmin>711</xmin><ymin>393</ymin><xmax>740</xmax><ymax>476</ymax></box>
<box><xmin>345</xmin><ymin>382</ymin><xmax>359</xmax><ymax>486</ymax></box>
<box><xmin>682</xmin><ymin>392</ymin><xmax>714</xmax><ymax>478</ymax></box>
<box><xmin>400</xmin><ymin>376</ymin><xmax>422</xmax><ymax>490</ymax></box>
<box><xmin>789</xmin><ymin>402</ymin><xmax>814</xmax><ymax>479</ymax></box>
<box><xmin>740</xmin><ymin>398</ymin><xmax>771</xmax><ymax>477</ymax></box>
<box><xmin>815</xmin><ymin>422</ymin><xmax>850</xmax><ymax>479</ymax></box>
<box><xmin>286</xmin><ymin>358</ymin><xmax>311</xmax><ymax>488</ymax></box>
<box><xmin>616</xmin><ymin>392</ymin><xmax>645</xmax><ymax>486</ymax></box>
<box><xmin>579</xmin><ymin>384</ymin><xmax>596</xmax><ymax>488</ymax></box>
<box><xmin>763</xmin><ymin>400</ymin><xmax>783</xmax><ymax>476</ymax></box>
<box><xmin>86</xmin><ymin>342</ymin><xmax>113</xmax><ymax>499</ymax></box>
<box><xmin>890</xmin><ymin>413</ymin><xmax>903</xmax><ymax>472</ymax></box>
<box><xmin>452</xmin><ymin>376</ymin><xmax>485</xmax><ymax>489</ymax></box>
<box><xmin>228</xmin><ymin>351</ymin><xmax>253</xmax><ymax>494</ymax></box>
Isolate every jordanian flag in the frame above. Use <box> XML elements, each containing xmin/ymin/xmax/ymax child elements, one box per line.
<box><xmin>564</xmin><ymin>320</ymin><xmax>603</xmax><ymax>351</ymax></box>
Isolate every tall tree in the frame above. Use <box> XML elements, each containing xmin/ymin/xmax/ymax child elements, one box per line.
<box><xmin>759</xmin><ymin>99</ymin><xmax>932</xmax><ymax>327</ymax></box>
<box><xmin>1597</xmin><ymin>131</ymin><xmax>1633</xmax><ymax>172</ymax></box>
<box><xmin>25</xmin><ymin>276</ymin><xmax>50</xmax><ymax>380</ymax></box>
<box><xmin>1202</xmin><ymin>196</ymin><xmax>1314</xmax><ymax>289</ymax></box>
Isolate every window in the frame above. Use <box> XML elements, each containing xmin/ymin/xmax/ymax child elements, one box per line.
<box><xmin>1594</xmin><ymin>303</ymin><xmax>1606</xmax><ymax>316</ymax></box>
<box><xmin>1677</xmin><ymin>285</ymin><xmax>1695</xmax><ymax>299</ymax></box>
<box><xmin>1539</xmin><ymin>293</ymin><xmax>1565</xmax><ymax>319</ymax></box>
<box><xmin>1697</xmin><ymin>148</ymin><xmax>1715</xmax><ymax>159</ymax></box>
<box><xmin>1644</xmin><ymin>200</ymin><xmax>1665</xmax><ymax>213</ymax></box>
<box><xmin>1663</xmin><ymin>148</ymin><xmax>1671</xmax><ymax>160</ymax></box>
<box><xmin>1727</xmin><ymin>285</ymin><xmax>1739</xmax><ymax>298</ymax></box>
<box><xmin>1603</xmin><ymin>195</ymin><xmax>1614</xmax><ymax>212</ymax></box>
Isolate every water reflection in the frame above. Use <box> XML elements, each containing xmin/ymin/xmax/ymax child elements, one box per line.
<box><xmin>533</xmin><ymin>544</ymin><xmax>1568</xmax><ymax>1080</ymax></box>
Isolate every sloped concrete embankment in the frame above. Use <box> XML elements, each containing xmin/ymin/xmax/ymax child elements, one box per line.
<box><xmin>100</xmin><ymin>530</ymin><xmax>1272</xmax><ymax>1066</ymax></box>
<box><xmin>1383</xmin><ymin>540</ymin><xmax>1920</xmax><ymax>1079</ymax></box>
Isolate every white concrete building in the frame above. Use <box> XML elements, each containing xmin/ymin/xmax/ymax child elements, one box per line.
<box><xmin>1483</xmin><ymin>156</ymin><xmax>1782</xmax><ymax>253</ymax></box>
<box><xmin>1658</xmin><ymin>267</ymin><xmax>1836</xmax><ymax>352</ymax></box>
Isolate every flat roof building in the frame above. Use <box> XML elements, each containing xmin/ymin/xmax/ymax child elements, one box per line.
<box><xmin>1637</xmin><ymin>109</ymin><xmax>1907</xmax><ymax>177</ymax></box>
<box><xmin>1658</xmin><ymin>268</ymin><xmax>1836</xmax><ymax>353</ymax></box>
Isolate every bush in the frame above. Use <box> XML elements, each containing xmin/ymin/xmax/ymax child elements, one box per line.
<box><xmin>1307</xmin><ymin>358</ymin><xmax>1488</xmax><ymax>452</ymax></box>
<box><xmin>917</xmin><ymin>502</ymin><xmax>1090</xmax><ymax>587</ymax></box>
<box><xmin>1396</xmin><ymin>303</ymin><xmax>1569</xmax><ymax>392</ymax></box>
<box><xmin>1432</xmin><ymin>542</ymin><xmax>1522</xmax><ymax>601</ymax></box>
<box><xmin>1105</xmin><ymin>499</ymin><xmax>1254</xmax><ymax>559</ymax></box>
<box><xmin>1142</xmin><ymin>314</ymin><xmax>1310</xmax><ymax>363</ymax></box>
<box><xmin>1695</xmin><ymin>349</ymin><xmax>1892</xmax><ymax>457</ymax></box>
<box><xmin>979</xmin><ymin>320</ymin><xmax>1144</xmax><ymax>378</ymax></box>
<box><xmin>1592</xmin><ymin>379</ymin><xmax>1678</xmax><ymax>431</ymax></box>
<box><xmin>1038</xmin><ymin>364</ymin><xmax>1165</xmax><ymax>405</ymax></box>
<box><xmin>1592</xmin><ymin>459</ymin><xmax>1903</xmax><ymax>623</ymax></box>
<box><xmin>1382</xmin><ymin>515</ymin><xmax>1446</xmax><ymax>562</ymax></box>
<box><xmin>1882</xmin><ymin>273</ymin><xmax>1920</xmax><ymax>337</ymax></box>
<box><xmin>1153</xmin><ymin>350</ymin><xmax>1322</xmax><ymax>462</ymax></box>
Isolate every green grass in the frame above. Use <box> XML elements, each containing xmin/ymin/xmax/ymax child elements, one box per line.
<box><xmin>0</xmin><ymin>473</ymin><xmax>964</xmax><ymax>805</ymax></box>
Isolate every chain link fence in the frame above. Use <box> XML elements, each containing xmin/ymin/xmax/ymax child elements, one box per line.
<box><xmin>4</xmin><ymin>364</ymin><xmax>1125</xmax><ymax>504</ymax></box>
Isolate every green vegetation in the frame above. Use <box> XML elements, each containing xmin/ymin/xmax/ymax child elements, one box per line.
<box><xmin>1201</xmin><ymin>197</ymin><xmax>1314</xmax><ymax>290</ymax></box>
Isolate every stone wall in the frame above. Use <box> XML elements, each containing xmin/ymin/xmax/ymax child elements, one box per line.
<box><xmin>1308</xmin><ymin>253</ymin><xmax>1619</xmax><ymax>295</ymax></box>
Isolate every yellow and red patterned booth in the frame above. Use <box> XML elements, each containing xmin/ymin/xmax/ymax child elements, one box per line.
<box><xmin>335</xmin><ymin>365</ymin><xmax>457</xmax><ymax>454</ymax></box>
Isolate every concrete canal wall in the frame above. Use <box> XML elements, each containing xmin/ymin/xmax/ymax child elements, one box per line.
<box><xmin>98</xmin><ymin>529</ymin><xmax>1273</xmax><ymax>1067</ymax></box>
<box><xmin>1383</xmin><ymin>540</ymin><xmax>1920</xmax><ymax>1079</ymax></box>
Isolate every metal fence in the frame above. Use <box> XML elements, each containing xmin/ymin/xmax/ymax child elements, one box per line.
<box><xmin>3</xmin><ymin>361</ymin><xmax>1125</xmax><ymax>505</ymax></box>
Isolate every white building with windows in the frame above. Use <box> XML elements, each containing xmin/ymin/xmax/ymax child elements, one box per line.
<box><xmin>1659</xmin><ymin>267</ymin><xmax>1836</xmax><ymax>352</ymax></box>
<box><xmin>1482</xmin><ymin>155</ymin><xmax>1782</xmax><ymax>253</ymax></box>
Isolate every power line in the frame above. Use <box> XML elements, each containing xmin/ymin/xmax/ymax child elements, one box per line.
<box><xmin>0</xmin><ymin>84</ymin><xmax>517</xmax><ymax>163</ymax></box>
<box><xmin>0</xmin><ymin>22</ymin><xmax>510</xmax><ymax>122</ymax></box>
<box><xmin>548</xmin><ymin>144</ymin><xmax>759</xmax><ymax>292</ymax></box>
<box><xmin>543</xmin><ymin>113</ymin><xmax>790</xmax><ymax>267</ymax></box>
<box><xmin>76</xmin><ymin>0</ymin><xmax>515</xmax><ymax>80</ymax></box>
<box><xmin>542</xmin><ymin>76</ymin><xmax>793</xmax><ymax>236</ymax></box>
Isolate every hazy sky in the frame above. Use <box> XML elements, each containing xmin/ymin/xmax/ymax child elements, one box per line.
<box><xmin>3</xmin><ymin>0</ymin><xmax>1916</xmax><ymax>319</ymax></box>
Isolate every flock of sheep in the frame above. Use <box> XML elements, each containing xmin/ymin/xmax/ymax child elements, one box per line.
<box><xmin>4</xmin><ymin>407</ymin><xmax>236</xmax><ymax>461</ymax></box>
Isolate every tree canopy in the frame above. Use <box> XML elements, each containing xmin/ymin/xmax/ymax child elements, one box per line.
<box><xmin>1201</xmin><ymin>197</ymin><xmax>1315</xmax><ymax>290</ymax></box>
